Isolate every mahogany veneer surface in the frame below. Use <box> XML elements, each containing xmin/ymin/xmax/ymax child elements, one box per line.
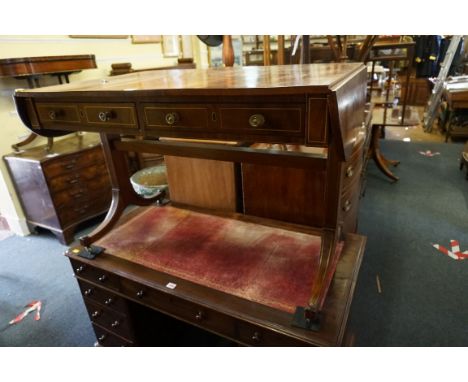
<box><xmin>96</xmin><ymin>206</ymin><xmax>342</xmax><ymax>313</ymax></box>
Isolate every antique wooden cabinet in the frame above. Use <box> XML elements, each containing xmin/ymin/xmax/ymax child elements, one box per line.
<box><xmin>14</xmin><ymin>63</ymin><xmax>367</xmax><ymax>346</ymax></box>
<box><xmin>4</xmin><ymin>134</ymin><xmax>111</xmax><ymax>244</ymax></box>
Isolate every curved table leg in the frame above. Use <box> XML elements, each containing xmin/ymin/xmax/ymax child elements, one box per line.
<box><xmin>11</xmin><ymin>132</ymin><xmax>38</xmax><ymax>152</ymax></box>
<box><xmin>370</xmin><ymin>125</ymin><xmax>399</xmax><ymax>182</ymax></box>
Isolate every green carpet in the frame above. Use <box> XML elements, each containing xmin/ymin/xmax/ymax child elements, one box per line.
<box><xmin>349</xmin><ymin>139</ymin><xmax>468</xmax><ymax>346</ymax></box>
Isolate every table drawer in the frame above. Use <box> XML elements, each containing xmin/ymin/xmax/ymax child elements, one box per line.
<box><xmin>93</xmin><ymin>324</ymin><xmax>133</xmax><ymax>347</ymax></box>
<box><xmin>85</xmin><ymin>300</ymin><xmax>133</xmax><ymax>340</ymax></box>
<box><xmin>43</xmin><ymin>147</ymin><xmax>104</xmax><ymax>178</ymax></box>
<box><xmin>71</xmin><ymin>259</ymin><xmax>121</xmax><ymax>291</ymax></box>
<box><xmin>341</xmin><ymin>146</ymin><xmax>364</xmax><ymax>193</ymax></box>
<box><xmin>143</xmin><ymin>104</ymin><xmax>212</xmax><ymax>129</ymax></box>
<box><xmin>82</xmin><ymin>103</ymin><xmax>137</xmax><ymax>128</ymax></box>
<box><xmin>47</xmin><ymin>163</ymin><xmax>109</xmax><ymax>192</ymax></box>
<box><xmin>58</xmin><ymin>194</ymin><xmax>110</xmax><ymax>226</ymax></box>
<box><xmin>36</xmin><ymin>103</ymin><xmax>81</xmax><ymax>124</ymax></box>
<box><xmin>120</xmin><ymin>278</ymin><xmax>237</xmax><ymax>340</ymax></box>
<box><xmin>219</xmin><ymin>105</ymin><xmax>303</xmax><ymax>133</ymax></box>
<box><xmin>78</xmin><ymin>279</ymin><xmax>128</xmax><ymax>314</ymax></box>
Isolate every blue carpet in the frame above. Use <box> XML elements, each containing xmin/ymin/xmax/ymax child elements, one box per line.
<box><xmin>0</xmin><ymin>230</ymin><xmax>96</xmax><ymax>346</ymax></box>
<box><xmin>349</xmin><ymin>140</ymin><xmax>468</xmax><ymax>346</ymax></box>
<box><xmin>0</xmin><ymin>140</ymin><xmax>466</xmax><ymax>346</ymax></box>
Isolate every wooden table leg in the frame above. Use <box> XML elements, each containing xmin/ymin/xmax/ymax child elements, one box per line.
<box><xmin>370</xmin><ymin>124</ymin><xmax>399</xmax><ymax>182</ymax></box>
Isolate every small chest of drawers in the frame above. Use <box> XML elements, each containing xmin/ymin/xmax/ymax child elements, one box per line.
<box><xmin>3</xmin><ymin>134</ymin><xmax>112</xmax><ymax>244</ymax></box>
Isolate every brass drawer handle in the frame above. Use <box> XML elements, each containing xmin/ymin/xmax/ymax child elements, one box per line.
<box><xmin>48</xmin><ymin>110</ymin><xmax>59</xmax><ymax>120</ymax></box>
<box><xmin>75</xmin><ymin>265</ymin><xmax>86</xmax><ymax>274</ymax></box>
<box><xmin>84</xmin><ymin>288</ymin><xmax>94</xmax><ymax>296</ymax></box>
<box><xmin>165</xmin><ymin>112</ymin><xmax>179</xmax><ymax>125</ymax></box>
<box><xmin>248</xmin><ymin>114</ymin><xmax>265</xmax><ymax>128</ymax></box>
<box><xmin>91</xmin><ymin>310</ymin><xmax>101</xmax><ymax>318</ymax></box>
<box><xmin>343</xmin><ymin>199</ymin><xmax>352</xmax><ymax>212</ymax></box>
<box><xmin>98</xmin><ymin>111</ymin><xmax>113</xmax><ymax>122</ymax></box>
<box><xmin>252</xmin><ymin>331</ymin><xmax>261</xmax><ymax>342</ymax></box>
<box><xmin>111</xmin><ymin>320</ymin><xmax>120</xmax><ymax>328</ymax></box>
<box><xmin>346</xmin><ymin>165</ymin><xmax>354</xmax><ymax>178</ymax></box>
<box><xmin>104</xmin><ymin>298</ymin><xmax>114</xmax><ymax>306</ymax></box>
<box><xmin>98</xmin><ymin>334</ymin><xmax>107</xmax><ymax>342</ymax></box>
<box><xmin>136</xmin><ymin>290</ymin><xmax>145</xmax><ymax>298</ymax></box>
<box><xmin>195</xmin><ymin>311</ymin><xmax>204</xmax><ymax>321</ymax></box>
<box><xmin>98</xmin><ymin>274</ymin><xmax>108</xmax><ymax>282</ymax></box>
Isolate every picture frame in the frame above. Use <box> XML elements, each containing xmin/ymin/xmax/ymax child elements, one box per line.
<box><xmin>162</xmin><ymin>35</ymin><xmax>180</xmax><ymax>57</ymax></box>
<box><xmin>131</xmin><ymin>35</ymin><xmax>162</xmax><ymax>44</ymax></box>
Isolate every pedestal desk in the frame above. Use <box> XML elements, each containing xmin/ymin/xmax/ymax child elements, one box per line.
<box><xmin>14</xmin><ymin>63</ymin><xmax>367</xmax><ymax>346</ymax></box>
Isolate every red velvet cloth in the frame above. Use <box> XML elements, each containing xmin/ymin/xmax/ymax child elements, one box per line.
<box><xmin>97</xmin><ymin>207</ymin><xmax>342</xmax><ymax>313</ymax></box>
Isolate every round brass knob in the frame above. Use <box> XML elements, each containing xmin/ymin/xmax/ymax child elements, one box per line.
<box><xmin>343</xmin><ymin>199</ymin><xmax>352</xmax><ymax>212</ymax></box>
<box><xmin>136</xmin><ymin>290</ymin><xmax>145</xmax><ymax>298</ymax></box>
<box><xmin>248</xmin><ymin>114</ymin><xmax>265</xmax><ymax>128</ymax></box>
<box><xmin>111</xmin><ymin>320</ymin><xmax>120</xmax><ymax>328</ymax></box>
<box><xmin>165</xmin><ymin>112</ymin><xmax>179</xmax><ymax>125</ymax></box>
<box><xmin>98</xmin><ymin>274</ymin><xmax>107</xmax><ymax>282</ymax></box>
<box><xmin>98</xmin><ymin>111</ymin><xmax>112</xmax><ymax>122</ymax></box>
<box><xmin>252</xmin><ymin>331</ymin><xmax>261</xmax><ymax>342</ymax></box>
<box><xmin>346</xmin><ymin>165</ymin><xmax>354</xmax><ymax>178</ymax></box>
<box><xmin>104</xmin><ymin>298</ymin><xmax>114</xmax><ymax>306</ymax></box>
<box><xmin>48</xmin><ymin>110</ymin><xmax>57</xmax><ymax>120</ymax></box>
<box><xmin>84</xmin><ymin>288</ymin><xmax>93</xmax><ymax>296</ymax></box>
<box><xmin>91</xmin><ymin>310</ymin><xmax>101</xmax><ymax>318</ymax></box>
<box><xmin>195</xmin><ymin>311</ymin><xmax>204</xmax><ymax>321</ymax></box>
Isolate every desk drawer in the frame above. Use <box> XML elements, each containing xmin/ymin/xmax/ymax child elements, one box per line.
<box><xmin>71</xmin><ymin>259</ymin><xmax>120</xmax><ymax>291</ymax></box>
<box><xmin>85</xmin><ymin>300</ymin><xmax>133</xmax><ymax>340</ymax></box>
<box><xmin>341</xmin><ymin>145</ymin><xmax>364</xmax><ymax>193</ymax></box>
<box><xmin>43</xmin><ymin>147</ymin><xmax>104</xmax><ymax>179</ymax></box>
<box><xmin>78</xmin><ymin>279</ymin><xmax>128</xmax><ymax>314</ymax></box>
<box><xmin>36</xmin><ymin>103</ymin><xmax>81</xmax><ymax>124</ymax></box>
<box><xmin>82</xmin><ymin>103</ymin><xmax>137</xmax><ymax>128</ymax></box>
<box><xmin>93</xmin><ymin>324</ymin><xmax>133</xmax><ymax>347</ymax></box>
<box><xmin>120</xmin><ymin>278</ymin><xmax>237</xmax><ymax>340</ymax></box>
<box><xmin>219</xmin><ymin>105</ymin><xmax>303</xmax><ymax>133</ymax></box>
<box><xmin>237</xmin><ymin>321</ymin><xmax>302</xmax><ymax>347</ymax></box>
<box><xmin>143</xmin><ymin>104</ymin><xmax>211</xmax><ymax>129</ymax></box>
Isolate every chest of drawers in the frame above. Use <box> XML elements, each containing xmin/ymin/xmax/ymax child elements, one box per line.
<box><xmin>4</xmin><ymin>134</ymin><xmax>111</xmax><ymax>244</ymax></box>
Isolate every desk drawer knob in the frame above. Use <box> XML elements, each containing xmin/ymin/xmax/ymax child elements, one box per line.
<box><xmin>195</xmin><ymin>311</ymin><xmax>204</xmax><ymax>321</ymax></box>
<box><xmin>98</xmin><ymin>111</ymin><xmax>113</xmax><ymax>122</ymax></box>
<box><xmin>48</xmin><ymin>110</ymin><xmax>58</xmax><ymax>120</ymax></box>
<box><xmin>98</xmin><ymin>274</ymin><xmax>108</xmax><ymax>282</ymax></box>
<box><xmin>104</xmin><ymin>298</ymin><xmax>114</xmax><ymax>306</ymax></box>
<box><xmin>252</xmin><ymin>331</ymin><xmax>261</xmax><ymax>342</ymax></box>
<box><xmin>91</xmin><ymin>310</ymin><xmax>101</xmax><ymax>318</ymax></box>
<box><xmin>346</xmin><ymin>165</ymin><xmax>354</xmax><ymax>178</ymax></box>
<box><xmin>111</xmin><ymin>320</ymin><xmax>120</xmax><ymax>328</ymax></box>
<box><xmin>84</xmin><ymin>288</ymin><xmax>94</xmax><ymax>296</ymax></box>
<box><xmin>249</xmin><ymin>114</ymin><xmax>265</xmax><ymax>128</ymax></box>
<box><xmin>165</xmin><ymin>112</ymin><xmax>179</xmax><ymax>125</ymax></box>
<box><xmin>136</xmin><ymin>290</ymin><xmax>145</xmax><ymax>298</ymax></box>
<box><xmin>98</xmin><ymin>334</ymin><xmax>107</xmax><ymax>342</ymax></box>
<box><xmin>75</xmin><ymin>265</ymin><xmax>86</xmax><ymax>274</ymax></box>
<box><xmin>343</xmin><ymin>200</ymin><xmax>352</xmax><ymax>212</ymax></box>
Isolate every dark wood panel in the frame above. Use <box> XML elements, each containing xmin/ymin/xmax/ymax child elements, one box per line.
<box><xmin>242</xmin><ymin>164</ymin><xmax>327</xmax><ymax>227</ymax></box>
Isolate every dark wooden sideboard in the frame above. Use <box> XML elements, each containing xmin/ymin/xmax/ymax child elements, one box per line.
<box><xmin>3</xmin><ymin>134</ymin><xmax>111</xmax><ymax>244</ymax></box>
<box><xmin>14</xmin><ymin>63</ymin><xmax>368</xmax><ymax>346</ymax></box>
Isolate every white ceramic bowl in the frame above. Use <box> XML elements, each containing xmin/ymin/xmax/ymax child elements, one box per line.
<box><xmin>130</xmin><ymin>164</ymin><xmax>168</xmax><ymax>199</ymax></box>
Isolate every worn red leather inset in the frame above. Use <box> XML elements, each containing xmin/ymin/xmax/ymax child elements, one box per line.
<box><xmin>97</xmin><ymin>206</ymin><xmax>342</xmax><ymax>313</ymax></box>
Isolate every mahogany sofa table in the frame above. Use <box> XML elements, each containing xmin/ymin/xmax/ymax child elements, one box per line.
<box><xmin>14</xmin><ymin>63</ymin><xmax>368</xmax><ymax>346</ymax></box>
